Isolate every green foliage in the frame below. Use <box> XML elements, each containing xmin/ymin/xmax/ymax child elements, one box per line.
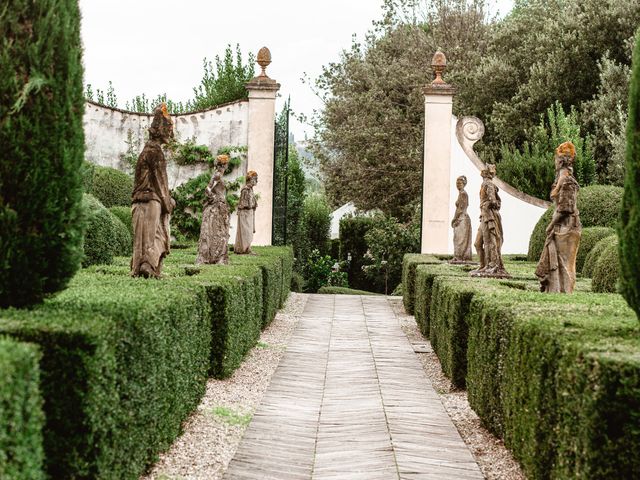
<box><xmin>592</xmin><ymin>236</ymin><xmax>620</xmax><ymax>293</ymax></box>
<box><xmin>303</xmin><ymin>249</ymin><xmax>347</xmax><ymax>293</ymax></box>
<box><xmin>109</xmin><ymin>206</ymin><xmax>133</xmax><ymax>236</ymax></box>
<box><xmin>362</xmin><ymin>213</ymin><xmax>420</xmax><ymax>294</ymax></box>
<box><xmin>86</xmin><ymin>165</ymin><xmax>133</xmax><ymax>208</ymax></box>
<box><xmin>497</xmin><ymin>102</ymin><xmax>596</xmax><ymax>199</ymax></box>
<box><xmin>211</xmin><ymin>406</ymin><xmax>251</xmax><ymax>426</ymax></box>
<box><xmin>339</xmin><ymin>215</ymin><xmax>375</xmax><ymax>291</ymax></box>
<box><xmin>82</xmin><ymin>194</ymin><xmax>116</xmax><ymax>267</ymax></box>
<box><xmin>620</xmin><ymin>32</ymin><xmax>640</xmax><ymax>321</ymax></box>
<box><xmin>316</xmin><ymin>286</ymin><xmax>379</xmax><ymax>295</ymax></box>
<box><xmin>576</xmin><ymin>227</ymin><xmax>616</xmax><ymax>273</ymax></box>
<box><xmin>297</xmin><ymin>194</ymin><xmax>332</xmax><ymax>269</ymax></box>
<box><xmin>413</xmin><ymin>261</ymin><xmax>640</xmax><ymax>478</ymax></box>
<box><xmin>0</xmin><ymin>246</ymin><xmax>292</xmax><ymax>478</ymax></box>
<box><xmin>0</xmin><ymin>0</ymin><xmax>86</xmax><ymax>307</ymax></box>
<box><xmin>400</xmin><ymin>253</ymin><xmax>440</xmax><ymax>315</ymax></box>
<box><xmin>583</xmin><ymin>234</ymin><xmax>618</xmax><ymax>278</ymax></box>
<box><xmin>0</xmin><ymin>338</ymin><xmax>45</xmax><ymax>480</ymax></box>
<box><xmin>291</xmin><ymin>272</ymin><xmax>305</xmax><ymax>292</ymax></box>
<box><xmin>109</xmin><ymin>212</ymin><xmax>132</xmax><ymax>257</ymax></box>
<box><xmin>528</xmin><ymin>185</ymin><xmax>624</xmax><ymax>261</ymax></box>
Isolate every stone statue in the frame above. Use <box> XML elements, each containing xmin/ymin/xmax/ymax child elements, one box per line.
<box><xmin>450</xmin><ymin>175</ymin><xmax>473</xmax><ymax>263</ymax></box>
<box><xmin>535</xmin><ymin>142</ymin><xmax>582</xmax><ymax>293</ymax></box>
<box><xmin>470</xmin><ymin>164</ymin><xmax>510</xmax><ymax>278</ymax></box>
<box><xmin>196</xmin><ymin>154</ymin><xmax>231</xmax><ymax>265</ymax></box>
<box><xmin>234</xmin><ymin>171</ymin><xmax>258</xmax><ymax>254</ymax></box>
<box><xmin>131</xmin><ymin>103</ymin><xmax>175</xmax><ymax>278</ymax></box>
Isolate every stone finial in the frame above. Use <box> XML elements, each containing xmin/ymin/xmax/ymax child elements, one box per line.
<box><xmin>257</xmin><ymin>47</ymin><xmax>272</xmax><ymax>77</ymax></box>
<box><xmin>431</xmin><ymin>51</ymin><xmax>447</xmax><ymax>85</ymax></box>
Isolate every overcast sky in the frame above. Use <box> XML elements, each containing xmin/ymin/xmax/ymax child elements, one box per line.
<box><xmin>80</xmin><ymin>0</ymin><xmax>513</xmax><ymax>140</ymax></box>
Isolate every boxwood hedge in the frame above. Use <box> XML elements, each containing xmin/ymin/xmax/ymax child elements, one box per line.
<box><xmin>401</xmin><ymin>253</ymin><xmax>441</xmax><ymax>315</ymax></box>
<box><xmin>583</xmin><ymin>234</ymin><xmax>618</xmax><ymax>278</ymax></box>
<box><xmin>0</xmin><ymin>338</ymin><xmax>45</xmax><ymax>480</ymax></box>
<box><xmin>592</xmin><ymin>236</ymin><xmax>620</xmax><ymax>293</ymax></box>
<box><xmin>575</xmin><ymin>226</ymin><xmax>616</xmax><ymax>273</ymax></box>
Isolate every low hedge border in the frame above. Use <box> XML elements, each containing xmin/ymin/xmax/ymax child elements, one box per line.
<box><xmin>0</xmin><ymin>338</ymin><xmax>45</xmax><ymax>480</ymax></box>
<box><xmin>0</xmin><ymin>246</ymin><xmax>292</xmax><ymax>479</ymax></box>
<box><xmin>401</xmin><ymin>253</ymin><xmax>441</xmax><ymax>315</ymax></box>
<box><xmin>414</xmin><ymin>261</ymin><xmax>640</xmax><ymax>479</ymax></box>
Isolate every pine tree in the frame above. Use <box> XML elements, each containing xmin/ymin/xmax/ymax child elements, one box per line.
<box><xmin>0</xmin><ymin>0</ymin><xmax>85</xmax><ymax>307</ymax></box>
<box><xmin>619</xmin><ymin>32</ymin><xmax>640</xmax><ymax>320</ymax></box>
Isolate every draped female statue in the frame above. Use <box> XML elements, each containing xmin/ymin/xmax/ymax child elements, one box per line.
<box><xmin>234</xmin><ymin>171</ymin><xmax>258</xmax><ymax>254</ymax></box>
<box><xmin>535</xmin><ymin>142</ymin><xmax>582</xmax><ymax>293</ymax></box>
<box><xmin>196</xmin><ymin>154</ymin><xmax>230</xmax><ymax>265</ymax></box>
<box><xmin>451</xmin><ymin>175</ymin><xmax>473</xmax><ymax>263</ymax></box>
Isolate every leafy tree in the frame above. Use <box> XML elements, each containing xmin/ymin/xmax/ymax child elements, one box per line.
<box><xmin>0</xmin><ymin>0</ymin><xmax>85</xmax><ymax>307</ymax></box>
<box><xmin>619</xmin><ymin>33</ymin><xmax>640</xmax><ymax>321</ymax></box>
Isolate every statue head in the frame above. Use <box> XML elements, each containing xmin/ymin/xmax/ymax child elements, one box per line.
<box><xmin>246</xmin><ymin>170</ymin><xmax>258</xmax><ymax>186</ymax></box>
<box><xmin>481</xmin><ymin>164</ymin><xmax>496</xmax><ymax>179</ymax></box>
<box><xmin>456</xmin><ymin>175</ymin><xmax>467</xmax><ymax>191</ymax></box>
<box><xmin>554</xmin><ymin>141</ymin><xmax>576</xmax><ymax>170</ymax></box>
<box><xmin>149</xmin><ymin>103</ymin><xmax>174</xmax><ymax>143</ymax></box>
<box><xmin>216</xmin><ymin>154</ymin><xmax>229</xmax><ymax>172</ymax></box>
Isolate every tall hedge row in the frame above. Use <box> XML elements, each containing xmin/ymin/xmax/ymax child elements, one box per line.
<box><xmin>339</xmin><ymin>215</ymin><xmax>375</xmax><ymax>291</ymax></box>
<box><xmin>406</xmin><ymin>262</ymin><xmax>640</xmax><ymax>479</ymax></box>
<box><xmin>620</xmin><ymin>32</ymin><xmax>640</xmax><ymax>321</ymax></box>
<box><xmin>0</xmin><ymin>247</ymin><xmax>293</xmax><ymax>479</ymax></box>
<box><xmin>0</xmin><ymin>338</ymin><xmax>45</xmax><ymax>480</ymax></box>
<box><xmin>0</xmin><ymin>0</ymin><xmax>86</xmax><ymax>307</ymax></box>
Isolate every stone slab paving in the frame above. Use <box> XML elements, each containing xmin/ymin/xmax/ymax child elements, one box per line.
<box><xmin>224</xmin><ymin>295</ymin><xmax>483</xmax><ymax>480</ymax></box>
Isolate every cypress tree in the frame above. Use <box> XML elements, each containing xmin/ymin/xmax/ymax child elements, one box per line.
<box><xmin>619</xmin><ymin>32</ymin><xmax>640</xmax><ymax>320</ymax></box>
<box><xmin>0</xmin><ymin>0</ymin><xmax>85</xmax><ymax>307</ymax></box>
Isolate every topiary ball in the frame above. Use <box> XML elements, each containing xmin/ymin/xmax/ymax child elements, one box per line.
<box><xmin>109</xmin><ymin>206</ymin><xmax>133</xmax><ymax>236</ymax></box>
<box><xmin>528</xmin><ymin>185</ymin><xmax>624</xmax><ymax>261</ymax></box>
<box><xmin>82</xmin><ymin>194</ymin><xmax>116</xmax><ymax>266</ymax></box>
<box><xmin>575</xmin><ymin>227</ymin><xmax>616</xmax><ymax>273</ymax></box>
<box><xmin>109</xmin><ymin>212</ymin><xmax>132</xmax><ymax>257</ymax></box>
<box><xmin>88</xmin><ymin>165</ymin><xmax>133</xmax><ymax>208</ymax></box>
<box><xmin>583</xmin><ymin>234</ymin><xmax>617</xmax><ymax>278</ymax></box>
<box><xmin>592</xmin><ymin>236</ymin><xmax>620</xmax><ymax>293</ymax></box>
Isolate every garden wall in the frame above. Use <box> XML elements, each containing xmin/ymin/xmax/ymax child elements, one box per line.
<box><xmin>83</xmin><ymin>100</ymin><xmax>249</xmax><ymax>190</ymax></box>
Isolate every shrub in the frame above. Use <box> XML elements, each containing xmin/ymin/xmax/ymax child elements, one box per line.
<box><xmin>339</xmin><ymin>215</ymin><xmax>375</xmax><ymax>291</ymax></box>
<box><xmin>171</xmin><ymin>173</ymin><xmax>210</xmax><ymax>240</ymax></box>
<box><xmin>291</xmin><ymin>272</ymin><xmax>305</xmax><ymax>292</ymax></box>
<box><xmin>400</xmin><ymin>253</ymin><xmax>441</xmax><ymax>315</ymax></box>
<box><xmin>528</xmin><ymin>185</ymin><xmax>624</xmax><ymax>261</ymax></box>
<box><xmin>303</xmin><ymin>249</ymin><xmax>346</xmax><ymax>293</ymax></box>
<box><xmin>583</xmin><ymin>234</ymin><xmax>617</xmax><ymax>277</ymax></box>
<box><xmin>109</xmin><ymin>212</ymin><xmax>132</xmax><ymax>256</ymax></box>
<box><xmin>82</xmin><ymin>194</ymin><xmax>116</xmax><ymax>267</ymax></box>
<box><xmin>317</xmin><ymin>286</ymin><xmax>378</xmax><ymax>295</ymax></box>
<box><xmin>592</xmin><ymin>236</ymin><xmax>620</xmax><ymax>293</ymax></box>
<box><xmin>298</xmin><ymin>194</ymin><xmax>332</xmax><ymax>266</ymax></box>
<box><xmin>575</xmin><ymin>227</ymin><xmax>616</xmax><ymax>273</ymax></box>
<box><xmin>87</xmin><ymin>165</ymin><xmax>133</xmax><ymax>208</ymax></box>
<box><xmin>109</xmin><ymin>206</ymin><xmax>133</xmax><ymax>235</ymax></box>
<box><xmin>620</xmin><ymin>32</ymin><xmax>640</xmax><ymax>321</ymax></box>
<box><xmin>0</xmin><ymin>0</ymin><xmax>85</xmax><ymax>307</ymax></box>
<box><xmin>0</xmin><ymin>338</ymin><xmax>45</xmax><ymax>480</ymax></box>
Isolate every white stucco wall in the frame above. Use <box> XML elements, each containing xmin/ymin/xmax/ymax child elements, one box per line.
<box><xmin>449</xmin><ymin>116</ymin><xmax>547</xmax><ymax>254</ymax></box>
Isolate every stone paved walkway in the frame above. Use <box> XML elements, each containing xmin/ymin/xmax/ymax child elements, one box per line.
<box><xmin>224</xmin><ymin>295</ymin><xmax>483</xmax><ymax>480</ymax></box>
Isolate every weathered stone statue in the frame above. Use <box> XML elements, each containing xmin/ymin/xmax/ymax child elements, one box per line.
<box><xmin>234</xmin><ymin>171</ymin><xmax>258</xmax><ymax>254</ymax></box>
<box><xmin>535</xmin><ymin>142</ymin><xmax>582</xmax><ymax>293</ymax></box>
<box><xmin>196</xmin><ymin>154</ymin><xmax>230</xmax><ymax>265</ymax></box>
<box><xmin>131</xmin><ymin>103</ymin><xmax>175</xmax><ymax>278</ymax></box>
<box><xmin>470</xmin><ymin>164</ymin><xmax>510</xmax><ymax>278</ymax></box>
<box><xmin>450</xmin><ymin>175</ymin><xmax>473</xmax><ymax>263</ymax></box>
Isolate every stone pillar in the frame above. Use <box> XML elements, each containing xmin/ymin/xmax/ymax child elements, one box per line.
<box><xmin>421</xmin><ymin>51</ymin><xmax>456</xmax><ymax>254</ymax></box>
<box><xmin>245</xmin><ymin>47</ymin><xmax>280</xmax><ymax>246</ymax></box>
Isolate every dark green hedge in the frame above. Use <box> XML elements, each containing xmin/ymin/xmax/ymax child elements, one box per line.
<box><xmin>109</xmin><ymin>211</ymin><xmax>132</xmax><ymax>256</ymax></box>
<box><xmin>109</xmin><ymin>206</ymin><xmax>133</xmax><ymax>236</ymax></box>
<box><xmin>317</xmin><ymin>286</ymin><xmax>379</xmax><ymax>295</ymax></box>
<box><xmin>528</xmin><ymin>185</ymin><xmax>624</xmax><ymax>261</ymax></box>
<box><xmin>87</xmin><ymin>165</ymin><xmax>133</xmax><ymax>208</ymax></box>
<box><xmin>583</xmin><ymin>234</ymin><xmax>617</xmax><ymax>277</ymax></box>
<box><xmin>415</xmin><ymin>261</ymin><xmax>640</xmax><ymax>479</ymax></box>
<box><xmin>0</xmin><ymin>338</ymin><xmax>45</xmax><ymax>480</ymax></box>
<box><xmin>0</xmin><ymin>0</ymin><xmax>85</xmax><ymax>308</ymax></box>
<box><xmin>576</xmin><ymin>227</ymin><xmax>616</xmax><ymax>273</ymax></box>
<box><xmin>339</xmin><ymin>215</ymin><xmax>375</xmax><ymax>291</ymax></box>
<box><xmin>592</xmin><ymin>236</ymin><xmax>620</xmax><ymax>293</ymax></box>
<box><xmin>401</xmin><ymin>253</ymin><xmax>441</xmax><ymax>315</ymax></box>
<box><xmin>82</xmin><ymin>194</ymin><xmax>116</xmax><ymax>266</ymax></box>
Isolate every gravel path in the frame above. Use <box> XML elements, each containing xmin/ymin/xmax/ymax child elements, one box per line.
<box><xmin>141</xmin><ymin>293</ymin><xmax>308</xmax><ymax>480</ymax></box>
<box><xmin>389</xmin><ymin>296</ymin><xmax>526</xmax><ymax>480</ymax></box>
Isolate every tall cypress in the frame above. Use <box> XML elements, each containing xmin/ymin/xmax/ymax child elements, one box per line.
<box><xmin>620</xmin><ymin>32</ymin><xmax>640</xmax><ymax>320</ymax></box>
<box><xmin>0</xmin><ymin>0</ymin><xmax>85</xmax><ymax>307</ymax></box>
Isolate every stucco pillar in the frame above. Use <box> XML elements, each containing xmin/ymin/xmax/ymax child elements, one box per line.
<box><xmin>245</xmin><ymin>47</ymin><xmax>280</xmax><ymax>246</ymax></box>
<box><xmin>421</xmin><ymin>51</ymin><xmax>456</xmax><ymax>254</ymax></box>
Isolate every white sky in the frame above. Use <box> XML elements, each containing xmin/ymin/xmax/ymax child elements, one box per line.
<box><xmin>80</xmin><ymin>0</ymin><xmax>513</xmax><ymax>140</ymax></box>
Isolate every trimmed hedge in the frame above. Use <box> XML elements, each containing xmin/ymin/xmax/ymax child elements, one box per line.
<box><xmin>339</xmin><ymin>215</ymin><xmax>375</xmax><ymax>291</ymax></box>
<box><xmin>0</xmin><ymin>246</ymin><xmax>292</xmax><ymax>479</ymax></box>
<box><xmin>0</xmin><ymin>338</ymin><xmax>45</xmax><ymax>480</ymax></box>
<box><xmin>317</xmin><ymin>286</ymin><xmax>380</xmax><ymax>295</ymax></box>
<box><xmin>109</xmin><ymin>206</ymin><xmax>133</xmax><ymax>236</ymax></box>
<box><xmin>528</xmin><ymin>185</ymin><xmax>624</xmax><ymax>261</ymax></box>
<box><xmin>576</xmin><ymin>226</ymin><xmax>616</xmax><ymax>273</ymax></box>
<box><xmin>88</xmin><ymin>165</ymin><xmax>133</xmax><ymax>208</ymax></box>
<box><xmin>109</xmin><ymin>212</ymin><xmax>132</xmax><ymax>256</ymax></box>
<box><xmin>583</xmin><ymin>234</ymin><xmax>617</xmax><ymax>278</ymax></box>
<box><xmin>401</xmin><ymin>253</ymin><xmax>441</xmax><ymax>315</ymax></box>
<box><xmin>414</xmin><ymin>262</ymin><xmax>640</xmax><ymax>479</ymax></box>
<box><xmin>592</xmin><ymin>236</ymin><xmax>620</xmax><ymax>293</ymax></box>
<box><xmin>82</xmin><ymin>194</ymin><xmax>116</xmax><ymax>266</ymax></box>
